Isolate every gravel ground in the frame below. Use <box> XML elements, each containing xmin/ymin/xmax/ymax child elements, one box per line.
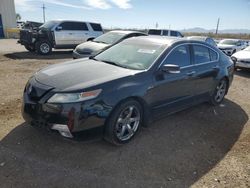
<box><xmin>0</xmin><ymin>39</ymin><xmax>249</xmax><ymax>188</ymax></box>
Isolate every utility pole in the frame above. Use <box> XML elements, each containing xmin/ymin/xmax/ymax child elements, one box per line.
<box><xmin>42</xmin><ymin>4</ymin><xmax>46</xmax><ymax>23</ymax></box>
<box><xmin>215</xmin><ymin>18</ymin><xmax>220</xmax><ymax>35</ymax></box>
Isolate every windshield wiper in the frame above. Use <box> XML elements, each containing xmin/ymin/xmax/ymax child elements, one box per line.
<box><xmin>100</xmin><ymin>60</ymin><xmax>130</xmax><ymax>69</ymax></box>
<box><xmin>93</xmin><ymin>41</ymin><xmax>108</xmax><ymax>44</ymax></box>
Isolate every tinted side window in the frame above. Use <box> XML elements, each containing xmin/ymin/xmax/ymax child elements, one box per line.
<box><xmin>193</xmin><ymin>45</ymin><xmax>210</xmax><ymax>64</ymax></box>
<box><xmin>73</xmin><ymin>22</ymin><xmax>88</xmax><ymax>30</ymax></box>
<box><xmin>209</xmin><ymin>49</ymin><xmax>218</xmax><ymax>61</ymax></box>
<box><xmin>164</xmin><ymin>45</ymin><xmax>191</xmax><ymax>67</ymax></box>
<box><xmin>177</xmin><ymin>32</ymin><xmax>183</xmax><ymax>37</ymax></box>
<box><xmin>162</xmin><ymin>30</ymin><xmax>169</xmax><ymax>36</ymax></box>
<box><xmin>90</xmin><ymin>23</ymin><xmax>102</xmax><ymax>31</ymax></box>
<box><xmin>59</xmin><ymin>22</ymin><xmax>88</xmax><ymax>31</ymax></box>
<box><xmin>59</xmin><ymin>22</ymin><xmax>72</xmax><ymax>30</ymax></box>
<box><xmin>148</xmin><ymin>30</ymin><xmax>161</xmax><ymax>35</ymax></box>
<box><xmin>170</xmin><ymin>31</ymin><xmax>178</xmax><ymax>37</ymax></box>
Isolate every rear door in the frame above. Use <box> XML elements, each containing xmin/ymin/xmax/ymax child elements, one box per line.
<box><xmin>72</xmin><ymin>22</ymin><xmax>90</xmax><ymax>44</ymax></box>
<box><xmin>191</xmin><ymin>44</ymin><xmax>220</xmax><ymax>96</ymax></box>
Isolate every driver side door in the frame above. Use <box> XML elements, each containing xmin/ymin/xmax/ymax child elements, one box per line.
<box><xmin>149</xmin><ymin>44</ymin><xmax>197</xmax><ymax>117</ymax></box>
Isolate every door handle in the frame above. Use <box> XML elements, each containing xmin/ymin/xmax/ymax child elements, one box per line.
<box><xmin>186</xmin><ymin>71</ymin><xmax>196</xmax><ymax>76</ymax></box>
<box><xmin>69</xmin><ymin>33</ymin><xmax>73</xmax><ymax>35</ymax></box>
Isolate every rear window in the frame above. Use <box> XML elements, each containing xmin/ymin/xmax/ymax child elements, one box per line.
<box><xmin>193</xmin><ymin>45</ymin><xmax>210</xmax><ymax>64</ymax></box>
<box><xmin>148</xmin><ymin>30</ymin><xmax>161</xmax><ymax>35</ymax></box>
<box><xmin>90</xmin><ymin>23</ymin><xmax>103</xmax><ymax>32</ymax></box>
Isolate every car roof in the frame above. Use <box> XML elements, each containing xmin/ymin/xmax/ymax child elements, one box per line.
<box><xmin>49</xmin><ymin>20</ymin><xmax>101</xmax><ymax>24</ymax></box>
<box><xmin>125</xmin><ymin>35</ymin><xmax>186</xmax><ymax>45</ymax></box>
<box><xmin>109</xmin><ymin>30</ymin><xmax>146</xmax><ymax>35</ymax></box>
<box><xmin>187</xmin><ymin>36</ymin><xmax>208</xmax><ymax>41</ymax></box>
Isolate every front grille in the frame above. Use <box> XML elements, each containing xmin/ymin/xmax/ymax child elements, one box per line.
<box><xmin>20</xmin><ymin>30</ymin><xmax>33</xmax><ymax>43</ymax></box>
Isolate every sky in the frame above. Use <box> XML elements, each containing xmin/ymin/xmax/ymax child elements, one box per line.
<box><xmin>14</xmin><ymin>0</ymin><xmax>250</xmax><ymax>30</ymax></box>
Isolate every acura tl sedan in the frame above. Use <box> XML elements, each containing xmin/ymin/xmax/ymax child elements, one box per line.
<box><xmin>73</xmin><ymin>30</ymin><xmax>147</xmax><ymax>59</ymax></box>
<box><xmin>22</xmin><ymin>36</ymin><xmax>234</xmax><ymax>145</ymax></box>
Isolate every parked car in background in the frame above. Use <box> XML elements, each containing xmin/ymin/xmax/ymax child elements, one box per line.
<box><xmin>218</xmin><ymin>39</ymin><xmax>246</xmax><ymax>56</ymax></box>
<box><xmin>231</xmin><ymin>46</ymin><xmax>250</xmax><ymax>70</ymax></box>
<box><xmin>148</xmin><ymin>29</ymin><xmax>183</xmax><ymax>37</ymax></box>
<box><xmin>73</xmin><ymin>30</ymin><xmax>147</xmax><ymax>59</ymax></box>
<box><xmin>187</xmin><ymin>36</ymin><xmax>217</xmax><ymax>47</ymax></box>
<box><xmin>18</xmin><ymin>20</ymin><xmax>103</xmax><ymax>55</ymax></box>
<box><xmin>22</xmin><ymin>36</ymin><xmax>234</xmax><ymax>145</ymax></box>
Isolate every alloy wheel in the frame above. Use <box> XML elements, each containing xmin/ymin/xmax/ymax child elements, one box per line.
<box><xmin>40</xmin><ymin>43</ymin><xmax>50</xmax><ymax>54</ymax></box>
<box><xmin>115</xmin><ymin>105</ymin><xmax>141</xmax><ymax>141</ymax></box>
<box><xmin>214</xmin><ymin>80</ymin><xmax>227</xmax><ymax>103</ymax></box>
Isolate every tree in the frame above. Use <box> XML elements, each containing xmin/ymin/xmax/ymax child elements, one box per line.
<box><xmin>16</xmin><ymin>13</ymin><xmax>21</xmax><ymax>21</ymax></box>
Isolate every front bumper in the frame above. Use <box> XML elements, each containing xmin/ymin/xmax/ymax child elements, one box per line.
<box><xmin>235</xmin><ymin>60</ymin><xmax>250</xmax><ymax>69</ymax></box>
<box><xmin>22</xmin><ymin>79</ymin><xmax>111</xmax><ymax>137</ymax></box>
<box><xmin>72</xmin><ymin>50</ymin><xmax>91</xmax><ymax>59</ymax></box>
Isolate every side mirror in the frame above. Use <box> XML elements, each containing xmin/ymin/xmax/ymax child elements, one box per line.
<box><xmin>161</xmin><ymin>64</ymin><xmax>180</xmax><ymax>74</ymax></box>
<box><xmin>55</xmin><ymin>26</ymin><xmax>62</xmax><ymax>31</ymax></box>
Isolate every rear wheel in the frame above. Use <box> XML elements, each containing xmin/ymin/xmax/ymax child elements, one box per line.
<box><xmin>104</xmin><ymin>99</ymin><xmax>143</xmax><ymax>145</ymax></box>
<box><xmin>210</xmin><ymin>79</ymin><xmax>228</xmax><ymax>105</ymax></box>
<box><xmin>35</xmin><ymin>40</ymin><xmax>52</xmax><ymax>55</ymax></box>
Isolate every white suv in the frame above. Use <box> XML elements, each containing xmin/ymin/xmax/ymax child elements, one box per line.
<box><xmin>217</xmin><ymin>39</ymin><xmax>247</xmax><ymax>56</ymax></box>
<box><xmin>148</xmin><ymin>29</ymin><xmax>183</xmax><ymax>37</ymax></box>
<box><xmin>18</xmin><ymin>20</ymin><xmax>104</xmax><ymax>55</ymax></box>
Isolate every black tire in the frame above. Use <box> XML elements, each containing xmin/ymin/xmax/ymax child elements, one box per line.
<box><xmin>24</xmin><ymin>45</ymin><xmax>35</xmax><ymax>52</ymax></box>
<box><xmin>210</xmin><ymin>78</ymin><xmax>228</xmax><ymax>106</ymax></box>
<box><xmin>104</xmin><ymin>99</ymin><xmax>143</xmax><ymax>145</ymax></box>
<box><xmin>35</xmin><ymin>40</ymin><xmax>52</xmax><ymax>55</ymax></box>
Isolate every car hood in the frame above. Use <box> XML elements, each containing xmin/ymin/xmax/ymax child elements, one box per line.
<box><xmin>75</xmin><ymin>41</ymin><xmax>109</xmax><ymax>55</ymax></box>
<box><xmin>232</xmin><ymin>50</ymin><xmax>250</xmax><ymax>60</ymax></box>
<box><xmin>35</xmin><ymin>59</ymin><xmax>139</xmax><ymax>91</ymax></box>
<box><xmin>217</xmin><ymin>44</ymin><xmax>236</xmax><ymax>49</ymax></box>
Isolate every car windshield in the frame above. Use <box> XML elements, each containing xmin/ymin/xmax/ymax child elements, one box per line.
<box><xmin>40</xmin><ymin>21</ymin><xmax>59</xmax><ymax>29</ymax></box>
<box><xmin>94</xmin><ymin>41</ymin><xmax>166</xmax><ymax>70</ymax></box>
<box><xmin>244</xmin><ymin>46</ymin><xmax>250</xmax><ymax>51</ymax></box>
<box><xmin>219</xmin><ymin>39</ymin><xmax>238</xmax><ymax>45</ymax></box>
<box><xmin>93</xmin><ymin>32</ymin><xmax>127</xmax><ymax>45</ymax></box>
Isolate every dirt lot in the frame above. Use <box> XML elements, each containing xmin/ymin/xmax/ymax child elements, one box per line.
<box><xmin>0</xmin><ymin>39</ymin><xmax>249</xmax><ymax>188</ymax></box>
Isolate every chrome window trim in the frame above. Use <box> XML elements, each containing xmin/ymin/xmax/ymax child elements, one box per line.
<box><xmin>157</xmin><ymin>42</ymin><xmax>220</xmax><ymax>69</ymax></box>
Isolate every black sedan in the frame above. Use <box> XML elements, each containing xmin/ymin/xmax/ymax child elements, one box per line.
<box><xmin>22</xmin><ymin>36</ymin><xmax>234</xmax><ymax>145</ymax></box>
<box><xmin>72</xmin><ymin>30</ymin><xmax>147</xmax><ymax>59</ymax></box>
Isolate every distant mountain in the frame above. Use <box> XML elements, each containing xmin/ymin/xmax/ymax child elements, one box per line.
<box><xmin>181</xmin><ymin>27</ymin><xmax>250</xmax><ymax>34</ymax></box>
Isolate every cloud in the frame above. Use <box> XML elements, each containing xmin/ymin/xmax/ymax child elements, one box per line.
<box><xmin>44</xmin><ymin>0</ymin><xmax>91</xmax><ymax>10</ymax></box>
<box><xmin>14</xmin><ymin>0</ymin><xmax>36</xmax><ymax>11</ymax></box>
<box><xmin>15</xmin><ymin>0</ymin><xmax>133</xmax><ymax>11</ymax></box>
<box><xmin>84</xmin><ymin>0</ymin><xmax>111</xmax><ymax>9</ymax></box>
<box><xmin>110</xmin><ymin>0</ymin><xmax>132</xmax><ymax>9</ymax></box>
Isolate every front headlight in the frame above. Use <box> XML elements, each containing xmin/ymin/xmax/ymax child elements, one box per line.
<box><xmin>47</xmin><ymin>89</ymin><xmax>102</xmax><ymax>103</ymax></box>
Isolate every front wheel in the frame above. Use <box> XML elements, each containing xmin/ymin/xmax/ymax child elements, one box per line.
<box><xmin>35</xmin><ymin>40</ymin><xmax>52</xmax><ymax>55</ymax></box>
<box><xmin>210</xmin><ymin>79</ymin><xmax>228</xmax><ymax>105</ymax></box>
<box><xmin>104</xmin><ymin>99</ymin><xmax>143</xmax><ymax>145</ymax></box>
